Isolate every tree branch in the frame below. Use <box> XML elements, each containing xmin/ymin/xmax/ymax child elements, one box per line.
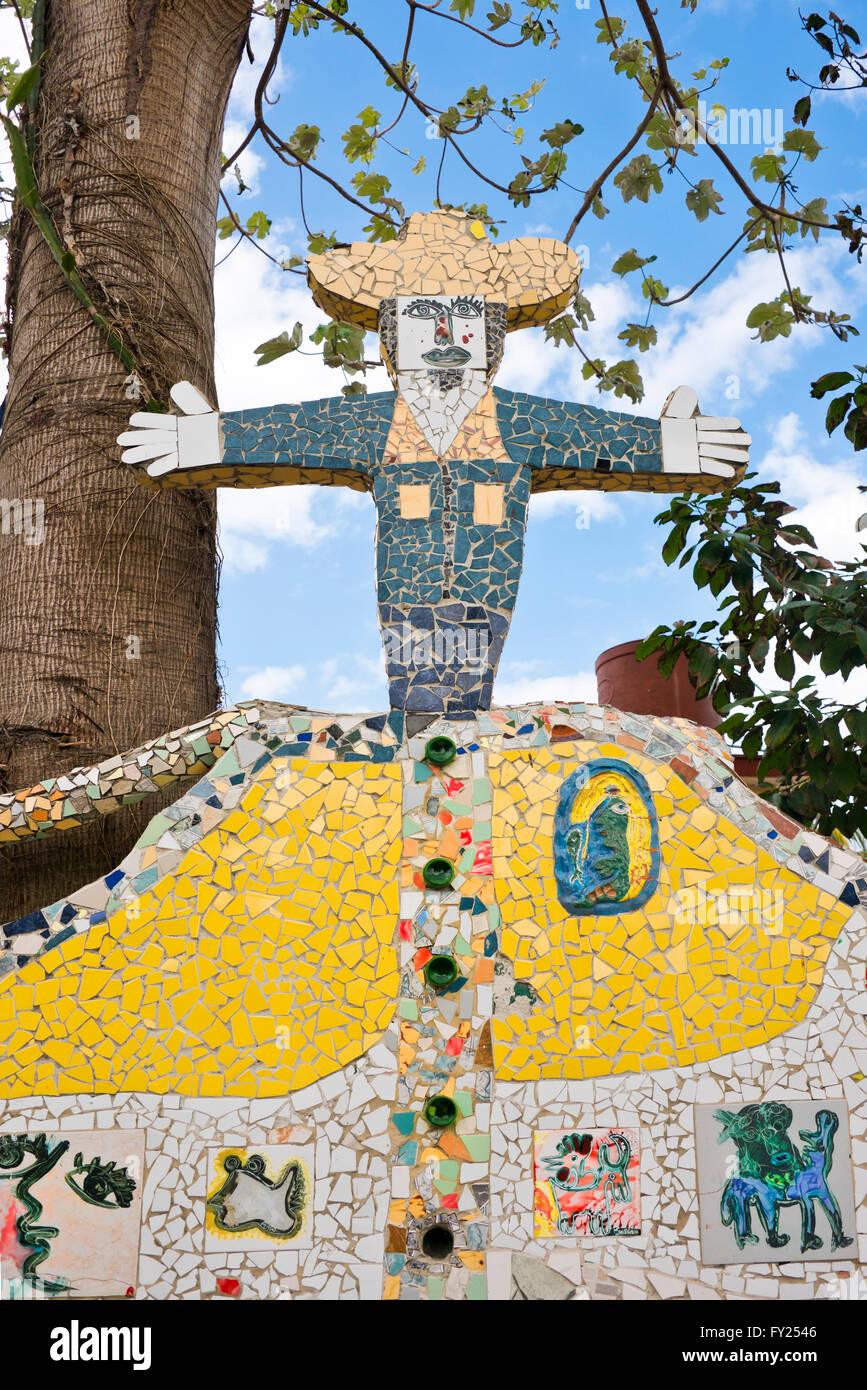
<box><xmin>409</xmin><ymin>0</ymin><xmax>528</xmax><ymax>48</ymax></box>
<box><xmin>563</xmin><ymin>79</ymin><xmax>662</xmax><ymax>242</ymax></box>
<box><xmin>634</xmin><ymin>0</ymin><xmax>829</xmax><ymax>234</ymax></box>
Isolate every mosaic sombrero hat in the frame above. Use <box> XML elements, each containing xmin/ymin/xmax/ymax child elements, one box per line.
<box><xmin>307</xmin><ymin>209</ymin><xmax>581</xmax><ymax>333</ymax></box>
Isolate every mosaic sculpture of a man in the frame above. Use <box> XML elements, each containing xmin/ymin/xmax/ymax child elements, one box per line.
<box><xmin>118</xmin><ymin>211</ymin><xmax>750</xmax><ymax>715</ymax></box>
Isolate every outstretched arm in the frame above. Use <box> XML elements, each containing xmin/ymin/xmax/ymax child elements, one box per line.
<box><xmin>118</xmin><ymin>383</ymin><xmax>395</xmax><ymax>490</ymax></box>
<box><xmin>495</xmin><ymin>386</ymin><xmax>750</xmax><ymax>494</ymax></box>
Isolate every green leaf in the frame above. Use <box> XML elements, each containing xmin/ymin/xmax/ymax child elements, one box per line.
<box><xmin>613</xmin><ymin>154</ymin><xmax>663</xmax><ymax>204</ymax></box>
<box><xmin>544</xmin><ymin>314</ymin><xmax>576</xmax><ymax>348</ymax></box>
<box><xmin>572</xmin><ymin>291</ymin><xmax>595</xmax><ymax>331</ymax></box>
<box><xmin>352</xmin><ymin>170</ymin><xmax>392</xmax><ymax>202</ymax></box>
<box><xmin>607</xmin><ymin>358</ymin><xmax>644</xmax><ymax>402</ymax></box>
<box><xmin>751</xmin><ymin>151</ymin><xmax>786</xmax><ymax>184</ymax></box>
<box><xmin>255</xmin><ymin>323</ymin><xmax>303</xmax><ymax>366</ymax></box>
<box><xmin>662</xmin><ymin>528</ymin><xmax>688</xmax><ymax>565</ymax></box>
<box><xmin>591</xmin><ymin>196</ymin><xmax>609</xmax><ymax>219</ymax></box>
<box><xmin>657</xmin><ymin>649</ymin><xmax>680</xmax><ymax>679</ymax></box>
<box><xmin>825</xmin><ymin>394</ymin><xmax>852</xmax><ymax>434</ymax></box>
<box><xmin>844</xmin><ymin>404</ymin><xmax>867</xmax><ymax>450</ymax></box>
<box><xmin>793</xmin><ymin>95</ymin><xmax>811</xmax><ymax>126</ymax></box>
<box><xmin>309</xmin><ymin>318</ymin><xmax>367</xmax><ymax>371</ymax></box>
<box><xmin>246</xmin><ymin>210</ymin><xmax>271</xmax><ymax>240</ymax></box>
<box><xmin>746</xmin><ymin>299</ymin><xmax>794</xmax><ymax>342</ymax></box>
<box><xmin>846</xmin><ymin>708</ymin><xmax>867</xmax><ymax>741</ymax></box>
<box><xmin>696</xmin><ymin>536</ymin><xmax>727</xmax><ymax>570</ymax></box>
<box><xmin>611</xmin><ymin>248</ymin><xmax>656</xmax><ymax>278</ymax></box>
<box><xmin>774</xmin><ymin>646</ymin><xmax>796</xmax><ymax>682</ymax></box>
<box><xmin>618</xmin><ymin>322</ymin><xmax>657</xmax><ymax>352</ymax></box>
<box><xmin>781</xmin><ymin>128</ymin><xmax>823</xmax><ymax>161</ymax></box>
<box><xmin>216</xmin><ymin>214</ymin><xmax>239</xmax><ymax>240</ymax></box>
<box><xmin>766</xmin><ymin>709</ymin><xmax>798</xmax><ymax>749</ymax></box>
<box><xmin>641</xmin><ymin>275</ymin><xmax>668</xmax><ymax>303</ymax></box>
<box><xmin>594</xmin><ymin>14</ymin><xmax>625</xmax><ymax>44</ymax></box>
<box><xmin>342</xmin><ymin>122</ymin><xmax>378</xmax><ymax>164</ymax></box>
<box><xmin>307</xmin><ymin>229</ymin><xmax>338</xmax><ymax>254</ymax></box>
<box><xmin>799</xmin><ymin>196</ymin><xmax>829</xmax><ymax>241</ymax></box>
<box><xmin>831</xmin><ymin>754</ymin><xmax>859</xmax><ymax>796</ymax></box>
<box><xmin>811</xmin><ymin>371</ymin><xmax>854</xmax><ymax>398</ymax></box>
<box><xmin>541</xmin><ymin>119</ymin><xmax>583</xmax><ymax>147</ymax></box>
<box><xmin>5</xmin><ymin>62</ymin><xmax>39</xmax><ymax>112</ymax></box>
<box><xmin>819</xmin><ymin>633</ymin><xmax>854</xmax><ymax>674</ymax></box>
<box><xmin>685</xmin><ymin>178</ymin><xmax>723</xmax><ymax>222</ymax></box>
<box><xmin>487</xmin><ymin>1</ymin><xmax>513</xmax><ymax>29</ymax></box>
<box><xmin>287</xmin><ymin>124</ymin><xmax>321</xmax><ymax>161</ymax></box>
<box><xmin>384</xmin><ymin>59</ymin><xmax>418</xmax><ymax>92</ymax></box>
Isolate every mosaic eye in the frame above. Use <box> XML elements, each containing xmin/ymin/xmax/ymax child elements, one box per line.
<box><xmin>402</xmin><ymin>299</ymin><xmax>444</xmax><ymax>319</ymax></box>
<box><xmin>451</xmin><ymin>296</ymin><xmax>483</xmax><ymax>318</ymax></box>
<box><xmin>0</xmin><ymin>1135</ymin><xmax>26</xmax><ymax>1168</ymax></box>
<box><xmin>64</xmin><ymin>1152</ymin><xmax>137</xmax><ymax>1210</ymax></box>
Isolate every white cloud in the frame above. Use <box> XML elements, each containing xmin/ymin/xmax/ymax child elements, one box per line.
<box><xmin>220</xmin><ymin>534</ymin><xmax>270</xmax><ymax>573</ymax></box>
<box><xmin>232</xmin><ymin>650</ymin><xmax>387</xmax><ymax>711</ymax></box>
<box><xmin>218</xmin><ymin>484</ymin><xmax>337</xmax><ymax>572</ymax></box>
<box><xmin>529</xmin><ymin>489</ymin><xmax>623</xmax><ymax>522</ymax></box>
<box><xmin>637</xmin><ymin>244</ymin><xmax>864</xmax><ymax>414</ymax></box>
<box><xmin>238</xmin><ymin>663</ymin><xmax>307</xmax><ymax>700</ymax></box>
<box><xmin>814</xmin><ymin>84</ymin><xmax>867</xmax><ymax>113</ymax></box>
<box><xmin>494</xmin><ymin>661</ymin><xmax>598</xmax><ymax>706</ymax></box>
<box><xmin>594</xmin><ymin>542</ymin><xmax>683</xmax><ymax>587</ymax></box>
<box><xmin>213</xmin><ymin>237</ymin><xmax>390</xmax><ymax>410</ymax></box>
<box><xmin>760</xmin><ymin>412</ymin><xmax>867</xmax><ymax>562</ymax></box>
<box><xmin>317</xmin><ymin>652</ymin><xmax>385</xmax><ymax>709</ymax></box>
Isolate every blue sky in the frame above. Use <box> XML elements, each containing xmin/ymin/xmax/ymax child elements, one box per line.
<box><xmin>5</xmin><ymin>2</ymin><xmax>867</xmax><ymax>716</ymax></box>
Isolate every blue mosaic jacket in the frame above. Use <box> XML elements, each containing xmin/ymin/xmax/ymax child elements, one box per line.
<box><xmin>221</xmin><ymin>388</ymin><xmax>663</xmax><ymax>611</ymax></box>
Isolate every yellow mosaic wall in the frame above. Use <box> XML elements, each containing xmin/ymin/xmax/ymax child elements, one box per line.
<box><xmin>0</xmin><ymin>737</ymin><xmax>855</xmax><ymax>1100</ymax></box>
<box><xmin>490</xmin><ymin>744</ymin><xmax>850</xmax><ymax>1081</ymax></box>
<box><xmin>0</xmin><ymin>760</ymin><xmax>401</xmax><ymax>1098</ymax></box>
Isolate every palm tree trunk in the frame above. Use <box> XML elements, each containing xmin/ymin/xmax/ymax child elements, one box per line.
<box><xmin>0</xmin><ymin>0</ymin><xmax>252</xmax><ymax>919</ymax></box>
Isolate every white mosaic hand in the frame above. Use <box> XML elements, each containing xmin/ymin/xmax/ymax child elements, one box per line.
<box><xmin>659</xmin><ymin>385</ymin><xmax>751</xmax><ymax>481</ymax></box>
<box><xmin>117</xmin><ymin>381</ymin><xmax>221</xmax><ymax>478</ymax></box>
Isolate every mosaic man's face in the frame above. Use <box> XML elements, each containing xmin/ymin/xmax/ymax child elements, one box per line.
<box><xmin>396</xmin><ymin>294</ymin><xmax>488</xmax><ymax>371</ymax></box>
<box><xmin>378</xmin><ymin>291</ymin><xmax>505</xmax><ymax>453</ymax></box>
